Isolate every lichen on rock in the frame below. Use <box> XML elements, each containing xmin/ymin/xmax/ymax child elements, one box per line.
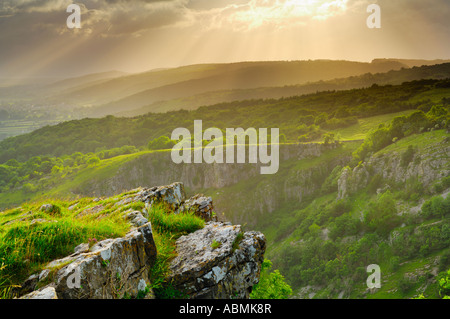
<box><xmin>166</xmin><ymin>222</ymin><xmax>266</xmax><ymax>299</ymax></box>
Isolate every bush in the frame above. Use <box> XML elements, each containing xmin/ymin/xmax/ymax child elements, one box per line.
<box><xmin>398</xmin><ymin>275</ymin><xmax>415</xmax><ymax>294</ymax></box>
<box><xmin>364</xmin><ymin>190</ymin><xmax>401</xmax><ymax>237</ymax></box>
<box><xmin>438</xmin><ymin>269</ymin><xmax>450</xmax><ymax>299</ymax></box>
<box><xmin>439</xmin><ymin>250</ymin><xmax>450</xmax><ymax>273</ymax></box>
<box><xmin>389</xmin><ymin>256</ymin><xmax>401</xmax><ymax>271</ymax></box>
<box><xmin>250</xmin><ymin>259</ymin><xmax>293</xmax><ymax>299</ymax></box>
<box><xmin>321</xmin><ymin>165</ymin><xmax>343</xmax><ymax>194</ymax></box>
<box><xmin>421</xmin><ymin>195</ymin><xmax>450</xmax><ymax>219</ymax></box>
<box><xmin>148</xmin><ymin>136</ymin><xmax>176</xmax><ymax>150</ymax></box>
<box><xmin>367</xmin><ymin>173</ymin><xmax>383</xmax><ymax>194</ymax></box>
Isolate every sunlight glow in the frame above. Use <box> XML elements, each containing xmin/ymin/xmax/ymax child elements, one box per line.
<box><xmin>229</xmin><ymin>0</ymin><xmax>349</xmax><ymax>30</ymax></box>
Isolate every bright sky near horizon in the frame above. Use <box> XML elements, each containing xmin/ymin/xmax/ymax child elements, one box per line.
<box><xmin>0</xmin><ymin>0</ymin><xmax>449</xmax><ymax>79</ymax></box>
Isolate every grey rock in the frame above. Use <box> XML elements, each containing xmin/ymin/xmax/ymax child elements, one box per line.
<box><xmin>20</xmin><ymin>286</ymin><xmax>58</xmax><ymax>299</ymax></box>
<box><xmin>167</xmin><ymin>222</ymin><xmax>266</xmax><ymax>299</ymax></box>
<box><xmin>181</xmin><ymin>194</ymin><xmax>215</xmax><ymax>222</ymax></box>
<box><xmin>126</xmin><ymin>210</ymin><xmax>148</xmax><ymax>227</ymax></box>
<box><xmin>53</xmin><ymin>222</ymin><xmax>157</xmax><ymax>299</ymax></box>
<box><xmin>73</xmin><ymin>243</ymin><xmax>90</xmax><ymax>255</ymax></box>
<box><xmin>136</xmin><ymin>182</ymin><xmax>186</xmax><ymax>212</ymax></box>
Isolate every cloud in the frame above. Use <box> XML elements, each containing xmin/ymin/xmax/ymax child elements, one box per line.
<box><xmin>0</xmin><ymin>0</ymin><xmax>448</xmax><ymax>78</ymax></box>
<box><xmin>183</xmin><ymin>0</ymin><xmax>350</xmax><ymax>32</ymax></box>
<box><xmin>0</xmin><ymin>0</ymin><xmax>190</xmax><ymax>38</ymax></box>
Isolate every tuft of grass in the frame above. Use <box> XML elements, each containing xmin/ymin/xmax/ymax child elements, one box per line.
<box><xmin>148</xmin><ymin>204</ymin><xmax>205</xmax><ymax>237</ymax></box>
<box><xmin>211</xmin><ymin>239</ymin><xmax>222</xmax><ymax>250</ymax></box>
<box><xmin>147</xmin><ymin>203</ymin><xmax>205</xmax><ymax>299</ymax></box>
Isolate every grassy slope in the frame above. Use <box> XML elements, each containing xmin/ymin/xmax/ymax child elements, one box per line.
<box><xmin>0</xmin><ymin>151</ymin><xmax>151</xmax><ymax>209</ymax></box>
<box><xmin>0</xmin><ymin>189</ymin><xmax>205</xmax><ymax>299</ymax></box>
<box><xmin>328</xmin><ymin>110</ymin><xmax>416</xmax><ymax>141</ymax></box>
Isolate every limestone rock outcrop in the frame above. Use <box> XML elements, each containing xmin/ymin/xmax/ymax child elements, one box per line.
<box><xmin>18</xmin><ymin>182</ymin><xmax>265</xmax><ymax>300</ymax></box>
<box><xmin>21</xmin><ymin>222</ymin><xmax>157</xmax><ymax>299</ymax></box>
<box><xmin>166</xmin><ymin>222</ymin><xmax>266</xmax><ymax>299</ymax></box>
<box><xmin>337</xmin><ymin>138</ymin><xmax>450</xmax><ymax>199</ymax></box>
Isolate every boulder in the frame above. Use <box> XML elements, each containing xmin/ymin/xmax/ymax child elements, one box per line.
<box><xmin>136</xmin><ymin>182</ymin><xmax>186</xmax><ymax>212</ymax></box>
<box><xmin>53</xmin><ymin>222</ymin><xmax>156</xmax><ymax>299</ymax></box>
<box><xmin>22</xmin><ymin>222</ymin><xmax>157</xmax><ymax>299</ymax></box>
<box><xmin>20</xmin><ymin>286</ymin><xmax>58</xmax><ymax>299</ymax></box>
<box><xmin>166</xmin><ymin>222</ymin><xmax>266</xmax><ymax>299</ymax></box>
<box><xmin>181</xmin><ymin>194</ymin><xmax>215</xmax><ymax>222</ymax></box>
<box><xmin>17</xmin><ymin>183</ymin><xmax>265</xmax><ymax>300</ymax></box>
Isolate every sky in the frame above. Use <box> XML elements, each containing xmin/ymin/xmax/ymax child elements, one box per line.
<box><xmin>0</xmin><ymin>0</ymin><xmax>449</xmax><ymax>79</ymax></box>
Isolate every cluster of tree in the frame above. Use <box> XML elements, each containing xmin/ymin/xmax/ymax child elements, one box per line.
<box><xmin>0</xmin><ymin>145</ymin><xmax>142</xmax><ymax>193</ymax></box>
<box><xmin>352</xmin><ymin>104</ymin><xmax>449</xmax><ymax>164</ymax></box>
<box><xmin>1</xmin><ymin>79</ymin><xmax>448</xmax><ymax>164</ymax></box>
<box><xmin>274</xmin><ymin>186</ymin><xmax>450</xmax><ymax>296</ymax></box>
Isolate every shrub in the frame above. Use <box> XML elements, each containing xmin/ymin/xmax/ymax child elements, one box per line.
<box><xmin>421</xmin><ymin>195</ymin><xmax>450</xmax><ymax>219</ymax></box>
<box><xmin>148</xmin><ymin>136</ymin><xmax>175</xmax><ymax>150</ymax></box>
<box><xmin>398</xmin><ymin>275</ymin><xmax>415</xmax><ymax>294</ymax></box>
<box><xmin>250</xmin><ymin>259</ymin><xmax>293</xmax><ymax>299</ymax></box>
<box><xmin>389</xmin><ymin>256</ymin><xmax>401</xmax><ymax>271</ymax></box>
<box><xmin>364</xmin><ymin>190</ymin><xmax>401</xmax><ymax>237</ymax></box>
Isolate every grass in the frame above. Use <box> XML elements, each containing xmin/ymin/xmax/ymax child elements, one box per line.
<box><xmin>376</xmin><ymin>129</ymin><xmax>448</xmax><ymax>156</ymax></box>
<box><xmin>329</xmin><ymin>110</ymin><xmax>416</xmax><ymax>141</ymax></box>
<box><xmin>0</xmin><ymin>194</ymin><xmax>206</xmax><ymax>299</ymax></box>
<box><xmin>0</xmin><ymin>194</ymin><xmax>136</xmax><ymax>298</ymax></box>
<box><xmin>352</xmin><ymin>251</ymin><xmax>444</xmax><ymax>299</ymax></box>
<box><xmin>146</xmin><ymin>203</ymin><xmax>205</xmax><ymax>299</ymax></box>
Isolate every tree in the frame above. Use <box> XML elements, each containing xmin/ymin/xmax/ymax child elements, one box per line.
<box><xmin>148</xmin><ymin>136</ymin><xmax>175</xmax><ymax>150</ymax></box>
<box><xmin>87</xmin><ymin>156</ymin><xmax>100</xmax><ymax>166</ymax></box>
<box><xmin>439</xmin><ymin>269</ymin><xmax>450</xmax><ymax>299</ymax></box>
<box><xmin>364</xmin><ymin>190</ymin><xmax>401</xmax><ymax>237</ymax></box>
<box><xmin>250</xmin><ymin>259</ymin><xmax>292</xmax><ymax>299</ymax></box>
<box><xmin>323</xmin><ymin>132</ymin><xmax>336</xmax><ymax>145</ymax></box>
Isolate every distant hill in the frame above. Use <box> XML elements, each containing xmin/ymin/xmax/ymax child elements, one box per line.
<box><xmin>3</xmin><ymin>59</ymin><xmax>448</xmax><ymax>118</ymax></box>
<box><xmin>121</xmin><ymin>62</ymin><xmax>450</xmax><ymax>116</ymax></box>
<box><xmin>86</xmin><ymin>59</ymin><xmax>408</xmax><ymax>116</ymax></box>
<box><xmin>46</xmin><ymin>70</ymin><xmax>129</xmax><ymax>94</ymax></box>
<box><xmin>372</xmin><ymin>58</ymin><xmax>450</xmax><ymax>68</ymax></box>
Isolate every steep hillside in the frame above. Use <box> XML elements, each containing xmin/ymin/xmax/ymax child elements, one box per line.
<box><xmin>265</xmin><ymin>130</ymin><xmax>450</xmax><ymax>299</ymax></box>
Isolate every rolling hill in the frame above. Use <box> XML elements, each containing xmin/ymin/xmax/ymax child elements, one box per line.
<box><xmin>120</xmin><ymin>62</ymin><xmax>450</xmax><ymax>116</ymax></box>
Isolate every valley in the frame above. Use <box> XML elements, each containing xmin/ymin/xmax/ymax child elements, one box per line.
<box><xmin>0</xmin><ymin>60</ymin><xmax>449</xmax><ymax>300</ymax></box>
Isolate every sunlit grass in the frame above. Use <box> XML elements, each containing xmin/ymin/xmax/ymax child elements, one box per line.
<box><xmin>0</xmin><ymin>197</ymin><xmax>131</xmax><ymax>298</ymax></box>
<box><xmin>329</xmin><ymin>110</ymin><xmax>416</xmax><ymax>141</ymax></box>
<box><xmin>147</xmin><ymin>203</ymin><xmax>205</xmax><ymax>298</ymax></box>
